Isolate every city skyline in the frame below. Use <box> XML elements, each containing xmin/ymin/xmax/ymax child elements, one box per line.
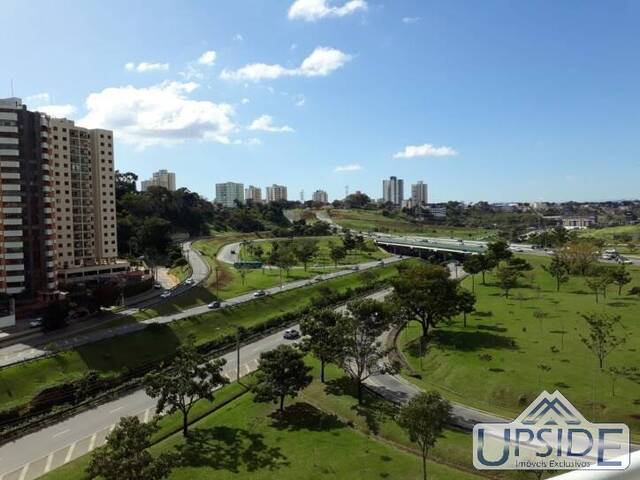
<box><xmin>3</xmin><ymin>1</ymin><xmax>640</xmax><ymax>204</ymax></box>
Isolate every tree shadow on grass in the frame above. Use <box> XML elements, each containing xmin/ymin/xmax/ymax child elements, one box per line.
<box><xmin>175</xmin><ymin>426</ymin><xmax>288</xmax><ymax>473</ymax></box>
<box><xmin>606</xmin><ymin>301</ymin><xmax>633</xmax><ymax>308</ymax></box>
<box><xmin>429</xmin><ymin>329</ymin><xmax>519</xmax><ymax>352</ymax></box>
<box><xmin>269</xmin><ymin>402</ymin><xmax>344</xmax><ymax>432</ymax></box>
<box><xmin>471</xmin><ymin>310</ymin><xmax>494</xmax><ymax>318</ymax></box>
<box><xmin>477</xmin><ymin>324</ymin><xmax>508</xmax><ymax>333</ymax></box>
<box><xmin>322</xmin><ymin>379</ymin><xmax>398</xmax><ymax>435</ymax></box>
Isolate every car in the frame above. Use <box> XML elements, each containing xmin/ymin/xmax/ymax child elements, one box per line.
<box><xmin>153</xmin><ymin>282</ymin><xmax>162</xmax><ymax>289</ymax></box>
<box><xmin>28</xmin><ymin>318</ymin><xmax>43</xmax><ymax>328</ymax></box>
<box><xmin>313</xmin><ymin>275</ymin><xmax>323</xmax><ymax>282</ymax></box>
<box><xmin>283</xmin><ymin>328</ymin><xmax>300</xmax><ymax>340</ymax></box>
<box><xmin>351</xmin><ymin>265</ymin><xmax>360</xmax><ymax>271</ymax></box>
<box><xmin>253</xmin><ymin>290</ymin><xmax>266</xmax><ymax>297</ymax></box>
<box><xmin>160</xmin><ymin>291</ymin><xmax>171</xmax><ymax>299</ymax></box>
<box><xmin>207</xmin><ymin>301</ymin><xmax>221</xmax><ymax>309</ymax></box>
<box><xmin>185</xmin><ymin>278</ymin><xmax>194</xmax><ymax>285</ymax></box>
<box><xmin>230</xmin><ymin>249</ymin><xmax>236</xmax><ymax>254</ymax></box>
<box><xmin>378</xmin><ymin>260</ymin><xmax>385</xmax><ymax>266</ymax></box>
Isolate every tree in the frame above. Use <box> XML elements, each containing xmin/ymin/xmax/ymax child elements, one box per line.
<box><xmin>608</xmin><ymin>366</ymin><xmax>638</xmax><ymax>397</ymax></box>
<box><xmin>252</xmin><ymin>344</ymin><xmax>312</xmax><ymax>412</ymax></box>
<box><xmin>496</xmin><ymin>265</ymin><xmax>519</xmax><ymax>299</ymax></box>
<box><xmin>42</xmin><ymin>300</ymin><xmax>70</xmax><ymax>331</ymax></box>
<box><xmin>294</xmin><ymin>239</ymin><xmax>319</xmax><ymax>271</ymax></box>
<box><xmin>486</xmin><ymin>240</ymin><xmax>512</xmax><ymax>266</ymax></box>
<box><xmin>342</xmin><ymin>230</ymin><xmax>357</xmax><ymax>256</ymax></box>
<box><xmin>300</xmin><ymin>309</ymin><xmax>346</xmax><ymax>383</ymax></box>
<box><xmin>580</xmin><ymin>312</ymin><xmax>625</xmax><ymax>370</ymax></box>
<box><xmin>462</xmin><ymin>255</ymin><xmax>484</xmax><ymax>292</ymax></box>
<box><xmin>458</xmin><ymin>289</ymin><xmax>476</xmax><ymax>328</ymax></box>
<box><xmin>270</xmin><ymin>245</ymin><xmax>296</xmax><ymax>282</ymax></box>
<box><xmin>144</xmin><ymin>342</ymin><xmax>228</xmax><ymax>437</ymax></box>
<box><xmin>358</xmin><ymin>269</ymin><xmax>378</xmax><ymax>290</ymax></box>
<box><xmin>115</xmin><ymin>170</ymin><xmax>138</xmax><ymax>200</ymax></box>
<box><xmin>329</xmin><ymin>243</ymin><xmax>347</xmax><ymax>267</ymax></box>
<box><xmin>506</xmin><ymin>257</ymin><xmax>533</xmax><ymax>274</ymax></box>
<box><xmin>555</xmin><ymin>240</ymin><xmax>598</xmax><ymax>275</ymax></box>
<box><xmin>338</xmin><ymin>299</ymin><xmax>393</xmax><ymax>404</ymax></box>
<box><xmin>390</xmin><ymin>264</ymin><xmax>464</xmax><ymax>338</ymax></box>
<box><xmin>397</xmin><ymin>391</ymin><xmax>452</xmax><ymax>480</ymax></box>
<box><xmin>87</xmin><ymin>416</ymin><xmax>173</xmax><ymax>480</ymax></box>
<box><xmin>586</xmin><ymin>274</ymin><xmax>608</xmax><ymax>303</ymax></box>
<box><xmin>543</xmin><ymin>255</ymin><xmax>570</xmax><ymax>292</ymax></box>
<box><xmin>610</xmin><ymin>265</ymin><xmax>632</xmax><ymax>295</ymax></box>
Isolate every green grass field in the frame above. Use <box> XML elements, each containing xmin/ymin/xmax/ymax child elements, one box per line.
<box><xmin>42</xmin><ymin>358</ymin><xmax>483</xmax><ymax>480</ymax></box>
<box><xmin>239</xmin><ymin>235</ymin><xmax>389</xmax><ymax>267</ymax></box>
<box><xmin>329</xmin><ymin>209</ymin><xmax>496</xmax><ymax>239</ymax></box>
<box><xmin>0</xmin><ymin>262</ymin><xmax>409</xmax><ymax>414</ymax></box>
<box><xmin>398</xmin><ymin>254</ymin><xmax>640</xmax><ymax>435</ymax></box>
<box><xmin>578</xmin><ymin>224</ymin><xmax>640</xmax><ymax>242</ymax></box>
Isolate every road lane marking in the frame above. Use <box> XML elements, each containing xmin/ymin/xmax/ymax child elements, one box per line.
<box><xmin>44</xmin><ymin>452</ymin><xmax>54</xmax><ymax>473</ymax></box>
<box><xmin>109</xmin><ymin>406</ymin><xmax>123</xmax><ymax>414</ymax></box>
<box><xmin>88</xmin><ymin>433</ymin><xmax>97</xmax><ymax>452</ymax></box>
<box><xmin>52</xmin><ymin>428</ymin><xmax>70</xmax><ymax>438</ymax></box>
<box><xmin>64</xmin><ymin>443</ymin><xmax>76</xmax><ymax>463</ymax></box>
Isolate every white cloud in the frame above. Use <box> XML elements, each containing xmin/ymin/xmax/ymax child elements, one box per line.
<box><xmin>37</xmin><ymin>104</ymin><xmax>77</xmax><ymax>118</ymax></box>
<box><xmin>80</xmin><ymin>81</ymin><xmax>236</xmax><ymax>148</ymax></box>
<box><xmin>334</xmin><ymin>164</ymin><xmax>363</xmax><ymax>172</ymax></box>
<box><xmin>288</xmin><ymin>0</ymin><xmax>367</xmax><ymax>21</ymax></box>
<box><xmin>241</xmin><ymin>98</ymin><xmax>250</xmax><ymax>104</ymax></box>
<box><xmin>402</xmin><ymin>16</ymin><xmax>420</xmax><ymax>24</ymax></box>
<box><xmin>220</xmin><ymin>46</ymin><xmax>351</xmax><ymax>82</ymax></box>
<box><xmin>197</xmin><ymin>50</ymin><xmax>217</xmax><ymax>66</ymax></box>
<box><xmin>124</xmin><ymin>61</ymin><xmax>169</xmax><ymax>73</ymax></box>
<box><xmin>25</xmin><ymin>92</ymin><xmax>51</xmax><ymax>104</ymax></box>
<box><xmin>294</xmin><ymin>94</ymin><xmax>306</xmax><ymax>107</ymax></box>
<box><xmin>393</xmin><ymin>144</ymin><xmax>458</xmax><ymax>159</ymax></box>
<box><xmin>234</xmin><ymin>33</ymin><xmax>244</xmax><ymax>41</ymax></box>
<box><xmin>245</xmin><ymin>137</ymin><xmax>262</xmax><ymax>146</ymax></box>
<box><xmin>248</xmin><ymin>114</ymin><xmax>294</xmax><ymax>133</ymax></box>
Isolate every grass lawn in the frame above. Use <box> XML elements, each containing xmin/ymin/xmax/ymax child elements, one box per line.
<box><xmin>0</xmin><ymin>262</ymin><xmax>410</xmax><ymax>414</ymax></box>
<box><xmin>398</xmin><ymin>254</ymin><xmax>640</xmax><ymax>436</ymax></box>
<box><xmin>578</xmin><ymin>224</ymin><xmax>640</xmax><ymax>242</ymax></box>
<box><xmin>43</xmin><ymin>376</ymin><xmax>479</xmax><ymax>480</ymax></box>
<box><xmin>329</xmin><ymin>209</ymin><xmax>496</xmax><ymax>239</ymax></box>
<box><xmin>239</xmin><ymin>235</ymin><xmax>390</xmax><ymax>267</ymax></box>
<box><xmin>169</xmin><ymin>263</ymin><xmax>191</xmax><ymax>283</ymax></box>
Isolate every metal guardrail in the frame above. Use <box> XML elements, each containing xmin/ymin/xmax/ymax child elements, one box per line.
<box><xmin>551</xmin><ymin>451</ymin><xmax>640</xmax><ymax>478</ymax></box>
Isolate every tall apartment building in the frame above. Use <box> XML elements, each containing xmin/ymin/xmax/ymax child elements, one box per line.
<box><xmin>312</xmin><ymin>189</ymin><xmax>328</xmax><ymax>204</ymax></box>
<box><xmin>411</xmin><ymin>181</ymin><xmax>428</xmax><ymax>206</ymax></box>
<box><xmin>266</xmin><ymin>184</ymin><xmax>287</xmax><ymax>203</ymax></box>
<box><xmin>382</xmin><ymin>176</ymin><xmax>404</xmax><ymax>206</ymax></box>
<box><xmin>49</xmin><ymin>118</ymin><xmax>120</xmax><ymax>278</ymax></box>
<box><xmin>244</xmin><ymin>185</ymin><xmax>262</xmax><ymax>203</ymax></box>
<box><xmin>0</xmin><ymin>98</ymin><xmax>57</xmax><ymax>298</ymax></box>
<box><xmin>215</xmin><ymin>182</ymin><xmax>244</xmax><ymax>207</ymax></box>
<box><xmin>141</xmin><ymin>169</ymin><xmax>176</xmax><ymax>191</ymax></box>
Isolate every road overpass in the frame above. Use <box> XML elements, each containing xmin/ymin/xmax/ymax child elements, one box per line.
<box><xmin>374</xmin><ymin>236</ymin><xmax>486</xmax><ymax>260</ymax></box>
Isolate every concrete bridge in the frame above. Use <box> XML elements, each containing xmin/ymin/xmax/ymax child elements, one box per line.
<box><xmin>374</xmin><ymin>236</ymin><xmax>485</xmax><ymax>261</ymax></box>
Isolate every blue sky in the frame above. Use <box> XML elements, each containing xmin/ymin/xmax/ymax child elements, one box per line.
<box><xmin>2</xmin><ymin>0</ymin><xmax>639</xmax><ymax>202</ymax></box>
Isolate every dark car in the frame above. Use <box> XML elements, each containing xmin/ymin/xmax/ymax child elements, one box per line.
<box><xmin>283</xmin><ymin>328</ymin><xmax>300</xmax><ymax>340</ymax></box>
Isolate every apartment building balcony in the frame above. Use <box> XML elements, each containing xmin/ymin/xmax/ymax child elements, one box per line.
<box><xmin>0</xmin><ymin>149</ymin><xmax>18</xmax><ymax>156</ymax></box>
<box><xmin>5</xmin><ymin>264</ymin><xmax>24</xmax><ymax>271</ymax></box>
<box><xmin>0</xmin><ymin>161</ymin><xmax>19</xmax><ymax>168</ymax></box>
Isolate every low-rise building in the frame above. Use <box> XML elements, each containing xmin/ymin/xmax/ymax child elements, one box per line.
<box><xmin>562</xmin><ymin>216</ymin><xmax>597</xmax><ymax>229</ymax></box>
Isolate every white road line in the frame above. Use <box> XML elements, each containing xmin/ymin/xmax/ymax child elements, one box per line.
<box><xmin>109</xmin><ymin>406</ymin><xmax>123</xmax><ymax>414</ymax></box>
<box><xmin>88</xmin><ymin>433</ymin><xmax>97</xmax><ymax>452</ymax></box>
<box><xmin>64</xmin><ymin>442</ymin><xmax>76</xmax><ymax>464</ymax></box>
<box><xmin>44</xmin><ymin>452</ymin><xmax>54</xmax><ymax>473</ymax></box>
<box><xmin>17</xmin><ymin>464</ymin><xmax>28</xmax><ymax>480</ymax></box>
<box><xmin>52</xmin><ymin>428</ymin><xmax>70</xmax><ymax>438</ymax></box>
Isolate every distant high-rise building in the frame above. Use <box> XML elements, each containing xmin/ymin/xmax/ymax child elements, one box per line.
<box><xmin>382</xmin><ymin>176</ymin><xmax>404</xmax><ymax>205</ymax></box>
<box><xmin>411</xmin><ymin>181</ymin><xmax>428</xmax><ymax>206</ymax></box>
<box><xmin>141</xmin><ymin>169</ymin><xmax>176</xmax><ymax>191</ymax></box>
<box><xmin>266</xmin><ymin>184</ymin><xmax>287</xmax><ymax>202</ymax></box>
<box><xmin>215</xmin><ymin>182</ymin><xmax>244</xmax><ymax>208</ymax></box>
<box><xmin>312</xmin><ymin>189</ymin><xmax>328</xmax><ymax>204</ymax></box>
<box><xmin>244</xmin><ymin>185</ymin><xmax>262</xmax><ymax>203</ymax></box>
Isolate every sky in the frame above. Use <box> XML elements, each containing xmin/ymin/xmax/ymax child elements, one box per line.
<box><xmin>2</xmin><ymin>0</ymin><xmax>639</xmax><ymax>203</ymax></box>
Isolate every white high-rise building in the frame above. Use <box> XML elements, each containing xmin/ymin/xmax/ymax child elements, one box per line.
<box><xmin>215</xmin><ymin>182</ymin><xmax>244</xmax><ymax>208</ymax></box>
<box><xmin>411</xmin><ymin>181</ymin><xmax>428</xmax><ymax>206</ymax></box>
<box><xmin>266</xmin><ymin>184</ymin><xmax>287</xmax><ymax>202</ymax></box>
<box><xmin>382</xmin><ymin>176</ymin><xmax>404</xmax><ymax>206</ymax></box>
<box><xmin>244</xmin><ymin>185</ymin><xmax>262</xmax><ymax>203</ymax></box>
<box><xmin>141</xmin><ymin>169</ymin><xmax>176</xmax><ymax>191</ymax></box>
<box><xmin>312</xmin><ymin>189</ymin><xmax>328</xmax><ymax>204</ymax></box>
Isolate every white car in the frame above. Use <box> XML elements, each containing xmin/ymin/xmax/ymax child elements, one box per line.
<box><xmin>253</xmin><ymin>290</ymin><xmax>266</xmax><ymax>297</ymax></box>
<box><xmin>185</xmin><ymin>278</ymin><xmax>194</xmax><ymax>285</ymax></box>
<box><xmin>29</xmin><ymin>318</ymin><xmax>43</xmax><ymax>328</ymax></box>
<box><xmin>160</xmin><ymin>291</ymin><xmax>171</xmax><ymax>299</ymax></box>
